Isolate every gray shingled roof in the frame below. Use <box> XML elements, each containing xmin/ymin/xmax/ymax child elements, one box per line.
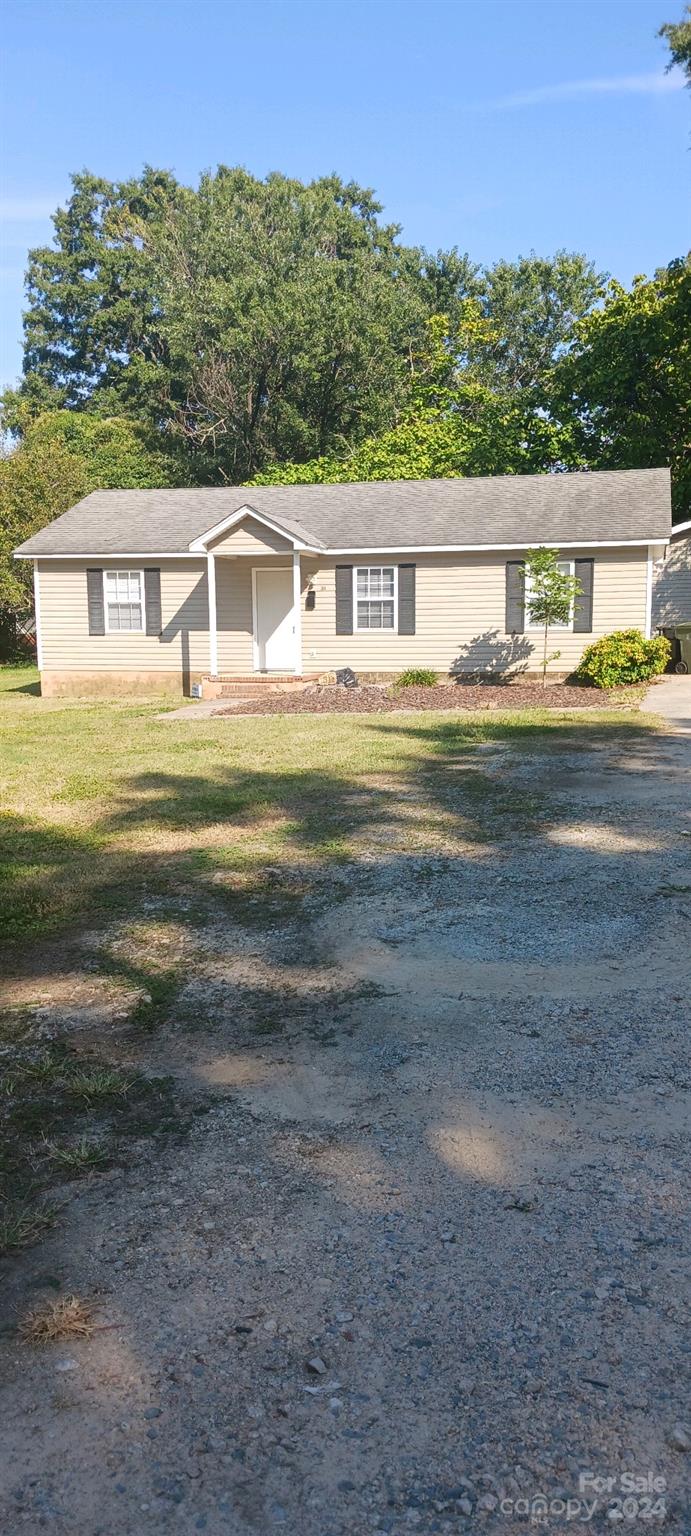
<box><xmin>15</xmin><ymin>468</ymin><xmax>671</xmax><ymax>556</ymax></box>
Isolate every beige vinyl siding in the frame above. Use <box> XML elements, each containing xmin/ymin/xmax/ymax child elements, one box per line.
<box><xmin>653</xmin><ymin>534</ymin><xmax>691</xmax><ymax>626</ymax></box>
<box><xmin>38</xmin><ymin>558</ymin><xmax>209</xmax><ymax>673</ymax></box>
<box><xmin>209</xmin><ymin>518</ymin><xmax>293</xmax><ymax>555</ymax></box>
<box><xmin>301</xmin><ymin>548</ymin><xmax>649</xmax><ymax>674</ymax></box>
<box><xmin>215</xmin><ymin>556</ymin><xmax>292</xmax><ymax>673</ymax></box>
<box><xmin>37</xmin><ymin>544</ymin><xmax>651</xmax><ymax>686</ymax></box>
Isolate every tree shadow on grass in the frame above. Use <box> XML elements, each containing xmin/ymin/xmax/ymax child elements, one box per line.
<box><xmin>1</xmin><ymin>709</ymin><xmax>686</xmax><ymax>1262</ymax></box>
<box><xmin>2</xmin><ymin>711</ymin><xmax>689</xmax><ymax>1519</ymax></box>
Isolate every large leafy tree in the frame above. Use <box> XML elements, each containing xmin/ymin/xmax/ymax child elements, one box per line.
<box><xmin>252</xmin><ymin>313</ymin><xmax>582</xmax><ymax>486</ymax></box>
<box><xmin>152</xmin><ymin>168</ymin><xmax>433</xmax><ymax>479</ymax></box>
<box><xmin>4</xmin><ymin>165</ymin><xmax>601</xmax><ymax>485</ymax></box>
<box><xmin>477</xmin><ymin>251</ymin><xmax>604</xmax><ymax>393</ymax></box>
<box><xmin>549</xmin><ymin>257</ymin><xmax>691</xmax><ymax>516</ymax></box>
<box><xmin>3</xmin><ymin>168</ymin><xmax>451</xmax><ymax>482</ymax></box>
<box><xmin>2</xmin><ymin>169</ymin><xmax>181</xmax><ymax>433</ymax></box>
<box><xmin>0</xmin><ymin>413</ymin><xmax>176</xmax><ymax>631</ymax></box>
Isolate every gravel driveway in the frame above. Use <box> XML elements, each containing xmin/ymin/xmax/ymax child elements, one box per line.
<box><xmin>1</xmin><ymin>713</ymin><xmax>690</xmax><ymax>1535</ymax></box>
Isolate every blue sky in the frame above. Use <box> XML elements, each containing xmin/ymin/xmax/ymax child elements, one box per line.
<box><xmin>1</xmin><ymin>0</ymin><xmax>688</xmax><ymax>391</ymax></box>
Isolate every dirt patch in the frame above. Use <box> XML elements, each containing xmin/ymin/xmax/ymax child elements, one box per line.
<box><xmin>1</xmin><ymin>721</ymin><xmax>689</xmax><ymax>1535</ymax></box>
<box><xmin>213</xmin><ymin>682</ymin><xmax>639</xmax><ymax>715</ymax></box>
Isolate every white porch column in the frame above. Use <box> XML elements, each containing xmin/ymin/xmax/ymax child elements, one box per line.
<box><xmin>207</xmin><ymin>551</ymin><xmax>218</xmax><ymax>676</ymax></box>
<box><xmin>293</xmin><ymin>549</ymin><xmax>303</xmax><ymax>675</ymax></box>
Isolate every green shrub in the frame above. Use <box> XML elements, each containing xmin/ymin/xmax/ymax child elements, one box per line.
<box><xmin>393</xmin><ymin>668</ymin><xmax>439</xmax><ymax>688</ymax></box>
<box><xmin>576</xmin><ymin>629</ymin><xmax>671</xmax><ymax>689</ymax></box>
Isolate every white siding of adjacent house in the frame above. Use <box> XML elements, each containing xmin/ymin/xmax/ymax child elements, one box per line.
<box><xmin>652</xmin><ymin>534</ymin><xmax>691</xmax><ymax>627</ymax></box>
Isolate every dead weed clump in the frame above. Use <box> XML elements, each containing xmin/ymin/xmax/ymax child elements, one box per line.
<box><xmin>19</xmin><ymin>1293</ymin><xmax>97</xmax><ymax>1345</ymax></box>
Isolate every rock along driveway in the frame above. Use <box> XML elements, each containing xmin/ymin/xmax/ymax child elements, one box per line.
<box><xmin>1</xmin><ymin>709</ymin><xmax>690</xmax><ymax>1535</ymax></box>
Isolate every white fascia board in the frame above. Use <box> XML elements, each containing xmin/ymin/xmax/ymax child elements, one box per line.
<box><xmin>321</xmin><ymin>537</ymin><xmax>670</xmax><ymax>555</ymax></box>
<box><xmin>669</xmin><ymin>518</ymin><xmax>691</xmax><ymax>537</ymax></box>
<box><xmin>16</xmin><ymin>534</ymin><xmax>671</xmax><ymax>561</ymax></box>
<box><xmin>13</xmin><ymin>551</ymin><xmax>204</xmax><ymax>561</ymax></box>
<box><xmin>188</xmin><ymin>503</ymin><xmax>314</xmax><ymax>552</ymax></box>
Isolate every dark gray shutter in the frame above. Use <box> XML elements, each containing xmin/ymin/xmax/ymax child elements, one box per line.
<box><xmin>573</xmin><ymin>558</ymin><xmax>594</xmax><ymax>633</ymax></box>
<box><xmin>87</xmin><ymin>568</ymin><xmax>105</xmax><ymax>635</ymax></box>
<box><xmin>144</xmin><ymin>568</ymin><xmax>162</xmax><ymax>636</ymax></box>
<box><xmin>398</xmin><ymin>563</ymin><xmax>416</xmax><ymax>635</ymax></box>
<box><xmin>505</xmin><ymin>561</ymin><xmax>525</xmax><ymax>633</ymax></box>
<box><xmin>335</xmin><ymin>565</ymin><xmax>353</xmax><ymax>635</ymax></box>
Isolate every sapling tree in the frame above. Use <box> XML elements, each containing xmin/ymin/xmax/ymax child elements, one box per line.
<box><xmin>523</xmin><ymin>547</ymin><xmax>581</xmax><ymax>686</ymax></box>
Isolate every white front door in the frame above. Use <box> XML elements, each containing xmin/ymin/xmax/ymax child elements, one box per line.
<box><xmin>254</xmin><ymin>568</ymin><xmax>295</xmax><ymax>671</ymax></box>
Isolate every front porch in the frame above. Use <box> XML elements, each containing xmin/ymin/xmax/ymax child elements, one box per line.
<box><xmin>193</xmin><ymin>502</ymin><xmax>320</xmax><ymax>685</ymax></box>
<box><xmin>205</xmin><ymin>548</ymin><xmax>305</xmax><ymax>682</ymax></box>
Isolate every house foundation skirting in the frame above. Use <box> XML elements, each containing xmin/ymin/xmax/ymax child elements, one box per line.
<box><xmin>39</xmin><ymin>670</ymin><xmax>201</xmax><ymax>698</ymax></box>
<box><xmin>39</xmin><ymin>665</ymin><xmax>579</xmax><ymax>698</ymax></box>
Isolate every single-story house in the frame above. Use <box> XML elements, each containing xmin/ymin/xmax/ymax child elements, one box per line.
<box><xmin>14</xmin><ymin>467</ymin><xmax>677</xmax><ymax>697</ymax></box>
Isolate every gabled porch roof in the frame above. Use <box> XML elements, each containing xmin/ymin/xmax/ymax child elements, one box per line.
<box><xmin>188</xmin><ymin>503</ymin><xmax>324</xmax><ymax>554</ymax></box>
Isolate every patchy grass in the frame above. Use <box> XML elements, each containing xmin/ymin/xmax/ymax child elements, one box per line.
<box><xmin>36</xmin><ymin>1135</ymin><xmax>108</xmax><ymax>1173</ymax></box>
<box><xmin>0</xmin><ymin>1017</ymin><xmax>179</xmax><ymax>1257</ymax></box>
<box><xmin>0</xmin><ymin>1202</ymin><xmax>57</xmax><ymax>1255</ymax></box>
<box><xmin>0</xmin><ymin>663</ymin><xmax>656</xmax><ymax>1256</ymax></box>
<box><xmin>0</xmin><ymin>663</ymin><xmax>653</xmax><ymax>951</ymax></box>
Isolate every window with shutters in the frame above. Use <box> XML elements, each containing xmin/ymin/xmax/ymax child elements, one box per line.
<box><xmin>524</xmin><ymin>559</ymin><xmax>575</xmax><ymax>631</ymax></box>
<box><xmin>354</xmin><ymin>566</ymin><xmax>397</xmax><ymax>631</ymax></box>
<box><xmin>104</xmin><ymin>570</ymin><xmax>145</xmax><ymax>632</ymax></box>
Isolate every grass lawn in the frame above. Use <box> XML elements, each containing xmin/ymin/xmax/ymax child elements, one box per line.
<box><xmin>0</xmin><ymin>662</ymin><xmax>654</xmax><ymax>1255</ymax></box>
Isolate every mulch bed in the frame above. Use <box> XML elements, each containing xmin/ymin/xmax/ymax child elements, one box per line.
<box><xmin>213</xmin><ymin>683</ymin><xmax>639</xmax><ymax>716</ymax></box>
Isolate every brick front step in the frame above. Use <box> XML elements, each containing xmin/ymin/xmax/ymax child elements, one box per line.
<box><xmin>201</xmin><ymin>673</ymin><xmax>329</xmax><ymax>700</ymax></box>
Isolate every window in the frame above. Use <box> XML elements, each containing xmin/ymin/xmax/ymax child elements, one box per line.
<box><xmin>355</xmin><ymin>566</ymin><xmax>396</xmax><ymax>630</ymax></box>
<box><xmin>524</xmin><ymin>559</ymin><xmax>575</xmax><ymax>631</ymax></box>
<box><xmin>104</xmin><ymin>570</ymin><xmax>144</xmax><ymax>632</ymax></box>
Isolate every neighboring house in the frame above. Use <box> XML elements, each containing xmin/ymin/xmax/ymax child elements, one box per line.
<box><xmin>14</xmin><ymin>468</ymin><xmax>672</xmax><ymax>697</ymax></box>
<box><xmin>652</xmin><ymin>519</ymin><xmax>691</xmax><ymax>629</ymax></box>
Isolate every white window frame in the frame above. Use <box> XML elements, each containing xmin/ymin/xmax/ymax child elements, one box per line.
<box><xmin>524</xmin><ymin>558</ymin><xmax>575</xmax><ymax>632</ymax></box>
<box><xmin>103</xmin><ymin>568</ymin><xmax>146</xmax><ymax>634</ymax></box>
<box><xmin>353</xmin><ymin>565</ymin><xmax>398</xmax><ymax>633</ymax></box>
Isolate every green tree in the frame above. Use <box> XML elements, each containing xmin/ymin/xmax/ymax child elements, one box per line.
<box><xmin>3</xmin><ymin>165</ymin><xmax>604</xmax><ymax>486</ymax></box>
<box><xmin>0</xmin><ymin>413</ymin><xmax>175</xmax><ymax>637</ymax></box>
<box><xmin>252</xmin><ymin>313</ymin><xmax>582</xmax><ymax>486</ymax></box>
<box><xmin>659</xmin><ymin>6</ymin><xmax>691</xmax><ymax>83</ymax></box>
<box><xmin>477</xmin><ymin>251</ymin><xmax>604</xmax><ymax>393</ymax></box>
<box><xmin>523</xmin><ymin>548</ymin><xmax>581</xmax><ymax>687</ymax></box>
<box><xmin>3</xmin><ymin>167</ymin><xmax>449</xmax><ymax>482</ymax></box>
<box><xmin>1</xmin><ymin>169</ymin><xmax>181</xmax><ymax>432</ymax></box>
<box><xmin>151</xmin><ymin>168</ymin><xmax>433</xmax><ymax>479</ymax></box>
<box><xmin>549</xmin><ymin>257</ymin><xmax>691</xmax><ymax>516</ymax></box>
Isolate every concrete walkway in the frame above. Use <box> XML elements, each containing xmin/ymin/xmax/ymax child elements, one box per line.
<box><xmin>158</xmin><ymin>699</ymin><xmax>221</xmax><ymax>720</ymax></box>
<box><xmin>642</xmin><ymin>674</ymin><xmax>691</xmax><ymax>734</ymax></box>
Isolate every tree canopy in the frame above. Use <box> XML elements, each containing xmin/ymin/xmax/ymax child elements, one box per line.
<box><xmin>2</xmin><ymin>168</ymin><xmax>603</xmax><ymax>485</ymax></box>
<box><xmin>659</xmin><ymin>5</ymin><xmax>691</xmax><ymax>83</ymax></box>
<box><xmin>1</xmin><ymin>155</ymin><xmax>688</xmax><ymax>641</ymax></box>
<box><xmin>252</xmin><ymin>312</ymin><xmax>583</xmax><ymax>486</ymax></box>
<box><xmin>0</xmin><ymin>412</ymin><xmax>175</xmax><ymax>620</ymax></box>
<box><xmin>549</xmin><ymin>257</ymin><xmax>690</xmax><ymax>515</ymax></box>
